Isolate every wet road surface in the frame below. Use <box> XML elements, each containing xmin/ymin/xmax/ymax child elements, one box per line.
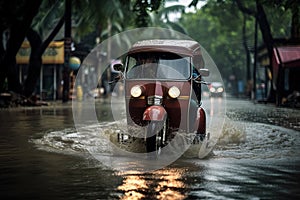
<box><xmin>0</xmin><ymin>98</ymin><xmax>299</xmax><ymax>199</ymax></box>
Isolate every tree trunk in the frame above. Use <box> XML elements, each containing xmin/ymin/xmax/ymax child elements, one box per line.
<box><xmin>1</xmin><ymin>24</ymin><xmax>24</xmax><ymax>93</ymax></box>
<box><xmin>0</xmin><ymin>1</ymin><xmax>41</xmax><ymax>93</ymax></box>
<box><xmin>62</xmin><ymin>0</ymin><xmax>72</xmax><ymax>102</ymax></box>
<box><xmin>235</xmin><ymin>0</ymin><xmax>275</xmax><ymax>102</ymax></box>
<box><xmin>255</xmin><ymin>2</ymin><xmax>275</xmax><ymax>102</ymax></box>
<box><xmin>256</xmin><ymin>2</ymin><xmax>273</xmax><ymax>62</ymax></box>
<box><xmin>23</xmin><ymin>16</ymin><xmax>65</xmax><ymax>98</ymax></box>
<box><xmin>242</xmin><ymin>16</ymin><xmax>251</xmax><ymax>81</ymax></box>
<box><xmin>22</xmin><ymin>28</ymin><xmax>42</xmax><ymax>97</ymax></box>
<box><xmin>291</xmin><ymin>3</ymin><xmax>300</xmax><ymax>39</ymax></box>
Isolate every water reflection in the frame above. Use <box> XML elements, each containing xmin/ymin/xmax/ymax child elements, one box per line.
<box><xmin>117</xmin><ymin>168</ymin><xmax>187</xmax><ymax>200</ymax></box>
<box><xmin>117</xmin><ymin>171</ymin><xmax>147</xmax><ymax>199</ymax></box>
<box><xmin>207</xmin><ymin>97</ymin><xmax>224</xmax><ymax>116</ymax></box>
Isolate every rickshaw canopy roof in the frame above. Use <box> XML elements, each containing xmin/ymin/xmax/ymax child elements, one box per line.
<box><xmin>128</xmin><ymin>40</ymin><xmax>202</xmax><ymax>57</ymax></box>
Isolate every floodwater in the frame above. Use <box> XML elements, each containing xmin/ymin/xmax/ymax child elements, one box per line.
<box><xmin>0</xmin><ymin>98</ymin><xmax>300</xmax><ymax>199</ymax></box>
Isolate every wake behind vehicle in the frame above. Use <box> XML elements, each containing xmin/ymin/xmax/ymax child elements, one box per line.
<box><xmin>113</xmin><ymin>40</ymin><xmax>209</xmax><ymax>153</ymax></box>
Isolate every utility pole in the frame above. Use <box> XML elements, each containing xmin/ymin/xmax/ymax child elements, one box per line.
<box><xmin>62</xmin><ymin>0</ymin><xmax>71</xmax><ymax>102</ymax></box>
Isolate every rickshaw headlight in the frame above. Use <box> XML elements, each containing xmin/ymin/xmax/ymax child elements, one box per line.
<box><xmin>130</xmin><ymin>85</ymin><xmax>142</xmax><ymax>97</ymax></box>
<box><xmin>168</xmin><ymin>86</ymin><xmax>180</xmax><ymax>98</ymax></box>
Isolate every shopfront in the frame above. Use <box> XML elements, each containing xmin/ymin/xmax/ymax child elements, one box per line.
<box><xmin>16</xmin><ymin>41</ymin><xmax>64</xmax><ymax>100</ymax></box>
<box><xmin>272</xmin><ymin>46</ymin><xmax>300</xmax><ymax>105</ymax></box>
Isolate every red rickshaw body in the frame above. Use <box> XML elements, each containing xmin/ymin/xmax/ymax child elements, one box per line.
<box><xmin>114</xmin><ymin>39</ymin><xmax>208</xmax><ymax>152</ymax></box>
<box><xmin>125</xmin><ymin>80</ymin><xmax>192</xmax><ymax>131</ymax></box>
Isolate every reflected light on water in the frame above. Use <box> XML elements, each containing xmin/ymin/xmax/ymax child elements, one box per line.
<box><xmin>116</xmin><ymin>168</ymin><xmax>187</xmax><ymax>200</ymax></box>
<box><xmin>155</xmin><ymin>169</ymin><xmax>186</xmax><ymax>200</ymax></box>
<box><xmin>210</xmin><ymin>97</ymin><xmax>215</xmax><ymax>116</ymax></box>
<box><xmin>209</xmin><ymin>97</ymin><xmax>224</xmax><ymax>117</ymax></box>
<box><xmin>117</xmin><ymin>171</ymin><xmax>147</xmax><ymax>200</ymax></box>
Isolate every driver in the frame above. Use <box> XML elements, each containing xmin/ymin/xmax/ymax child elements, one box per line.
<box><xmin>128</xmin><ymin>54</ymin><xmax>158</xmax><ymax>78</ymax></box>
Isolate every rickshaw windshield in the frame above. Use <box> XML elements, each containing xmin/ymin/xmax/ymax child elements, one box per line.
<box><xmin>126</xmin><ymin>52</ymin><xmax>191</xmax><ymax>80</ymax></box>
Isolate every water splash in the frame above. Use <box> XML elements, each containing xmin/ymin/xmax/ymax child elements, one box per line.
<box><xmin>214</xmin><ymin>118</ymin><xmax>300</xmax><ymax>159</ymax></box>
<box><xmin>218</xmin><ymin>117</ymin><xmax>246</xmax><ymax>145</ymax></box>
<box><xmin>31</xmin><ymin>116</ymin><xmax>300</xmax><ymax>165</ymax></box>
<box><xmin>31</xmin><ymin>120</ymin><xmax>212</xmax><ymax>159</ymax></box>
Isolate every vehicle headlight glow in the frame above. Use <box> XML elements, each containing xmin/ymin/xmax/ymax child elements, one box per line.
<box><xmin>210</xmin><ymin>87</ymin><xmax>216</xmax><ymax>92</ymax></box>
<box><xmin>217</xmin><ymin>87</ymin><xmax>224</xmax><ymax>93</ymax></box>
<box><xmin>168</xmin><ymin>86</ymin><xmax>180</xmax><ymax>98</ymax></box>
<box><xmin>130</xmin><ymin>85</ymin><xmax>142</xmax><ymax>97</ymax></box>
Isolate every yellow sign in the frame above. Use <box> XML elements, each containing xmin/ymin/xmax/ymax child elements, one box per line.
<box><xmin>16</xmin><ymin>41</ymin><xmax>64</xmax><ymax>64</ymax></box>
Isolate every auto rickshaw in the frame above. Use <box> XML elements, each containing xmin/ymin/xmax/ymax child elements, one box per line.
<box><xmin>113</xmin><ymin>39</ymin><xmax>209</xmax><ymax>153</ymax></box>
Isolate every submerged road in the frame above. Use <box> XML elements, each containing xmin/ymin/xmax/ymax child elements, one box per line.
<box><xmin>0</xmin><ymin>98</ymin><xmax>299</xmax><ymax>199</ymax></box>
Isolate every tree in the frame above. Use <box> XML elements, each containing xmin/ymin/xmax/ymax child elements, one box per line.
<box><xmin>0</xmin><ymin>0</ymin><xmax>125</xmax><ymax>101</ymax></box>
<box><xmin>0</xmin><ymin>0</ymin><xmax>65</xmax><ymax>100</ymax></box>
<box><xmin>235</xmin><ymin>0</ymin><xmax>300</xmax><ymax>101</ymax></box>
<box><xmin>132</xmin><ymin>0</ymin><xmax>164</xmax><ymax>27</ymax></box>
<box><xmin>24</xmin><ymin>2</ymin><xmax>65</xmax><ymax>97</ymax></box>
<box><xmin>0</xmin><ymin>0</ymin><xmax>42</xmax><ymax>94</ymax></box>
<box><xmin>0</xmin><ymin>0</ymin><xmax>183</xmax><ymax>105</ymax></box>
<box><xmin>149</xmin><ymin>4</ymin><xmax>188</xmax><ymax>34</ymax></box>
<box><xmin>180</xmin><ymin>0</ymin><xmax>298</xmax><ymax>98</ymax></box>
<box><xmin>235</xmin><ymin>0</ymin><xmax>273</xmax><ymax>66</ymax></box>
<box><xmin>180</xmin><ymin>0</ymin><xmax>249</xmax><ymax>82</ymax></box>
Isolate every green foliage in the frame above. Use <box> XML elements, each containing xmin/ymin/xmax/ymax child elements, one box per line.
<box><xmin>30</xmin><ymin>0</ymin><xmax>185</xmax><ymax>47</ymax></box>
<box><xmin>132</xmin><ymin>0</ymin><xmax>165</xmax><ymax>27</ymax></box>
<box><xmin>32</xmin><ymin>1</ymin><xmax>64</xmax><ymax>39</ymax></box>
<box><xmin>149</xmin><ymin>4</ymin><xmax>187</xmax><ymax>34</ymax></box>
<box><xmin>263</xmin><ymin>3</ymin><xmax>292</xmax><ymax>38</ymax></box>
<box><xmin>180</xmin><ymin>1</ymin><xmax>249</xmax><ymax>80</ymax></box>
<box><xmin>180</xmin><ymin>0</ymin><xmax>295</xmax><ymax>81</ymax></box>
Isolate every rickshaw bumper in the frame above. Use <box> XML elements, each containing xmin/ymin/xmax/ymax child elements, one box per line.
<box><xmin>143</xmin><ymin>105</ymin><xmax>167</xmax><ymax>121</ymax></box>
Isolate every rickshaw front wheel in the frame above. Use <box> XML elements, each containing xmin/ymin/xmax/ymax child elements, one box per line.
<box><xmin>146</xmin><ymin>120</ymin><xmax>166</xmax><ymax>153</ymax></box>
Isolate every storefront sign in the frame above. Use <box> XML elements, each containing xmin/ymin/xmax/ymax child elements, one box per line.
<box><xmin>16</xmin><ymin>41</ymin><xmax>64</xmax><ymax>64</ymax></box>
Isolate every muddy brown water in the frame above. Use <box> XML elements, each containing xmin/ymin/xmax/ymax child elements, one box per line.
<box><xmin>0</xmin><ymin>98</ymin><xmax>299</xmax><ymax>199</ymax></box>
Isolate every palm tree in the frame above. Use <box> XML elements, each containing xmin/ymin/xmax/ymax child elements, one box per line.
<box><xmin>0</xmin><ymin>0</ymin><xmax>170</xmax><ymax>103</ymax></box>
<box><xmin>149</xmin><ymin>4</ymin><xmax>188</xmax><ymax>34</ymax></box>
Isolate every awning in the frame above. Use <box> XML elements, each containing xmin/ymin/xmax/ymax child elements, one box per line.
<box><xmin>16</xmin><ymin>41</ymin><xmax>64</xmax><ymax>64</ymax></box>
<box><xmin>272</xmin><ymin>46</ymin><xmax>300</xmax><ymax>90</ymax></box>
<box><xmin>273</xmin><ymin>46</ymin><xmax>300</xmax><ymax>68</ymax></box>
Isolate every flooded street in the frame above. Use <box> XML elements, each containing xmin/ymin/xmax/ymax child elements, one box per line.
<box><xmin>1</xmin><ymin>98</ymin><xmax>300</xmax><ymax>199</ymax></box>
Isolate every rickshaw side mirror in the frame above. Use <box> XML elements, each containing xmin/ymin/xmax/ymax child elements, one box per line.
<box><xmin>113</xmin><ymin>63</ymin><xmax>124</xmax><ymax>72</ymax></box>
<box><xmin>199</xmin><ymin>68</ymin><xmax>209</xmax><ymax>77</ymax></box>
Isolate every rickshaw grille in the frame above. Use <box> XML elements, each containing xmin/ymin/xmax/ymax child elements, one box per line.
<box><xmin>147</xmin><ymin>95</ymin><xmax>163</xmax><ymax>105</ymax></box>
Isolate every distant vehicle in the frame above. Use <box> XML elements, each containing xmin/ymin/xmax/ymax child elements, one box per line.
<box><xmin>209</xmin><ymin>82</ymin><xmax>224</xmax><ymax>97</ymax></box>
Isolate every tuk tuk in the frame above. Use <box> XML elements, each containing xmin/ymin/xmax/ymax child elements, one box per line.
<box><xmin>113</xmin><ymin>39</ymin><xmax>209</xmax><ymax>153</ymax></box>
